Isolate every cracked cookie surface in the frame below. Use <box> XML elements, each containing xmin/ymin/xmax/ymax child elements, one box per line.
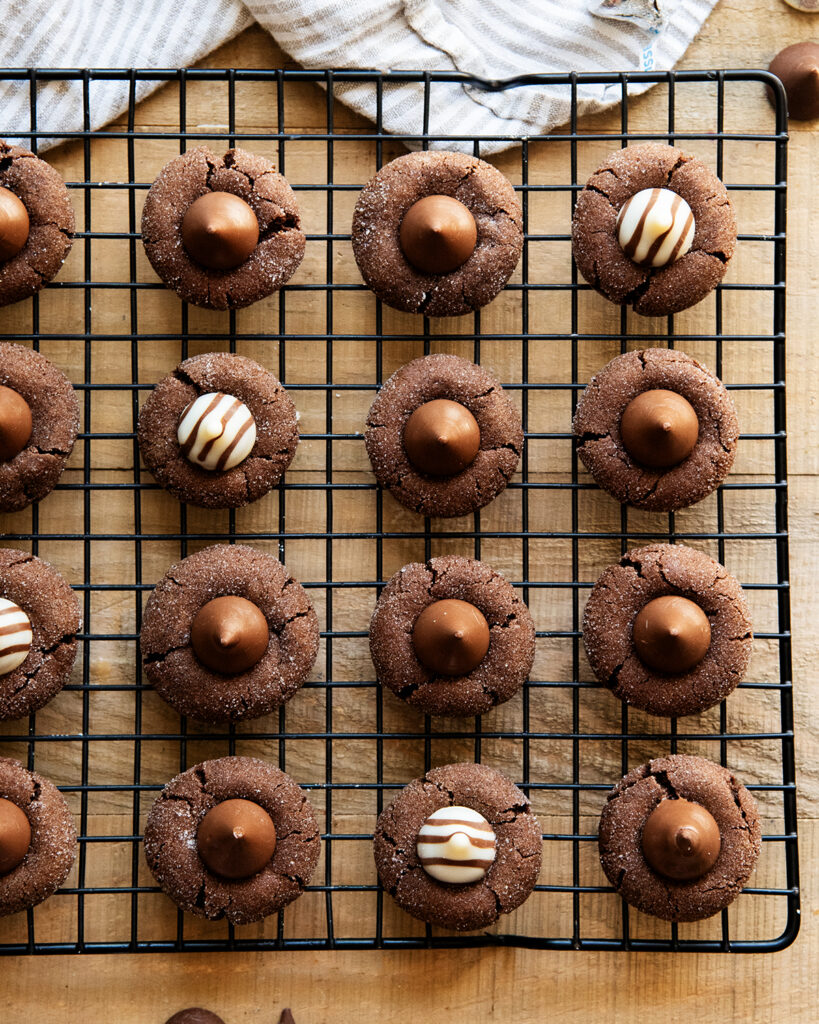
<box><xmin>365</xmin><ymin>354</ymin><xmax>523</xmax><ymax>518</ymax></box>
<box><xmin>0</xmin><ymin>141</ymin><xmax>75</xmax><ymax>308</ymax></box>
<box><xmin>369</xmin><ymin>554</ymin><xmax>535</xmax><ymax>717</ymax></box>
<box><xmin>0</xmin><ymin>756</ymin><xmax>77</xmax><ymax>916</ymax></box>
<box><xmin>598</xmin><ymin>754</ymin><xmax>761</xmax><ymax>922</ymax></box>
<box><xmin>572</xmin><ymin>143</ymin><xmax>736</xmax><ymax>317</ymax></box>
<box><xmin>352</xmin><ymin>151</ymin><xmax>523</xmax><ymax>317</ymax></box>
<box><xmin>137</xmin><ymin>351</ymin><xmax>299</xmax><ymax>509</ymax></box>
<box><xmin>0</xmin><ymin>548</ymin><xmax>81</xmax><ymax>721</ymax></box>
<box><xmin>573</xmin><ymin>348</ymin><xmax>738</xmax><ymax>511</ymax></box>
<box><xmin>141</xmin><ymin>146</ymin><xmax>305</xmax><ymax>310</ymax></box>
<box><xmin>374</xmin><ymin>762</ymin><xmax>542</xmax><ymax>931</ymax></box>
<box><xmin>583</xmin><ymin>543</ymin><xmax>752</xmax><ymax>717</ymax></box>
<box><xmin>143</xmin><ymin>756</ymin><xmax>320</xmax><ymax>925</ymax></box>
<box><xmin>0</xmin><ymin>343</ymin><xmax>79</xmax><ymax>513</ymax></box>
<box><xmin>141</xmin><ymin>544</ymin><xmax>318</xmax><ymax>722</ymax></box>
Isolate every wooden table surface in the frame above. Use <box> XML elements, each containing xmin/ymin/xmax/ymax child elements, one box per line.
<box><xmin>5</xmin><ymin>0</ymin><xmax>819</xmax><ymax>1020</ymax></box>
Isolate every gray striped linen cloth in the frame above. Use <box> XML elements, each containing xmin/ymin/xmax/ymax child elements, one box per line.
<box><xmin>0</xmin><ymin>0</ymin><xmax>718</xmax><ymax>153</ymax></box>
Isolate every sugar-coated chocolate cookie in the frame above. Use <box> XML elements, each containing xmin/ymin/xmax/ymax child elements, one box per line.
<box><xmin>0</xmin><ymin>141</ymin><xmax>74</xmax><ymax>308</ymax></box>
<box><xmin>374</xmin><ymin>762</ymin><xmax>542</xmax><ymax>931</ymax></box>
<box><xmin>0</xmin><ymin>343</ymin><xmax>79</xmax><ymax>513</ymax></box>
<box><xmin>141</xmin><ymin>146</ymin><xmax>305</xmax><ymax>310</ymax></box>
<box><xmin>137</xmin><ymin>352</ymin><xmax>299</xmax><ymax>509</ymax></box>
<box><xmin>0</xmin><ymin>757</ymin><xmax>76</xmax><ymax>916</ymax></box>
<box><xmin>0</xmin><ymin>548</ymin><xmax>81</xmax><ymax>721</ymax></box>
<box><xmin>583</xmin><ymin>543</ymin><xmax>752</xmax><ymax>718</ymax></box>
<box><xmin>365</xmin><ymin>354</ymin><xmax>522</xmax><ymax>518</ymax></box>
<box><xmin>141</xmin><ymin>544</ymin><xmax>319</xmax><ymax>723</ymax></box>
<box><xmin>370</xmin><ymin>554</ymin><xmax>535</xmax><ymax>717</ymax></box>
<box><xmin>144</xmin><ymin>756</ymin><xmax>320</xmax><ymax>925</ymax></box>
<box><xmin>352</xmin><ymin>151</ymin><xmax>523</xmax><ymax>317</ymax></box>
<box><xmin>598</xmin><ymin>754</ymin><xmax>761</xmax><ymax>922</ymax></box>
<box><xmin>573</xmin><ymin>348</ymin><xmax>738</xmax><ymax>512</ymax></box>
<box><xmin>572</xmin><ymin>143</ymin><xmax>736</xmax><ymax>316</ymax></box>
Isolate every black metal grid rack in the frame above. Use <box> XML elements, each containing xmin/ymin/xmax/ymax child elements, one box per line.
<box><xmin>0</xmin><ymin>68</ymin><xmax>798</xmax><ymax>954</ymax></box>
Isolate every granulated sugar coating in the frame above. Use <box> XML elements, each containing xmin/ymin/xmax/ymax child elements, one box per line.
<box><xmin>0</xmin><ymin>756</ymin><xmax>77</xmax><ymax>917</ymax></box>
<box><xmin>598</xmin><ymin>754</ymin><xmax>761</xmax><ymax>922</ymax></box>
<box><xmin>141</xmin><ymin>146</ymin><xmax>304</xmax><ymax>310</ymax></box>
<box><xmin>0</xmin><ymin>141</ymin><xmax>74</xmax><ymax>308</ymax></box>
<box><xmin>572</xmin><ymin>143</ymin><xmax>736</xmax><ymax>317</ymax></box>
<box><xmin>141</xmin><ymin>544</ymin><xmax>318</xmax><ymax>723</ymax></box>
<box><xmin>370</xmin><ymin>554</ymin><xmax>535</xmax><ymax>717</ymax></box>
<box><xmin>144</xmin><ymin>756</ymin><xmax>320</xmax><ymax>925</ymax></box>
<box><xmin>352</xmin><ymin>150</ymin><xmax>522</xmax><ymax>317</ymax></box>
<box><xmin>374</xmin><ymin>762</ymin><xmax>541</xmax><ymax>931</ymax></box>
<box><xmin>573</xmin><ymin>348</ymin><xmax>738</xmax><ymax>512</ymax></box>
<box><xmin>583</xmin><ymin>543</ymin><xmax>752</xmax><ymax>718</ymax></box>
<box><xmin>365</xmin><ymin>353</ymin><xmax>522</xmax><ymax>518</ymax></box>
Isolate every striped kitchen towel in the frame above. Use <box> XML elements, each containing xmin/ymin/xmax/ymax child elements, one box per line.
<box><xmin>0</xmin><ymin>0</ymin><xmax>718</xmax><ymax>153</ymax></box>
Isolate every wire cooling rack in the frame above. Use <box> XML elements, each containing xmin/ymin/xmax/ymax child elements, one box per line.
<box><xmin>0</xmin><ymin>68</ymin><xmax>798</xmax><ymax>954</ymax></box>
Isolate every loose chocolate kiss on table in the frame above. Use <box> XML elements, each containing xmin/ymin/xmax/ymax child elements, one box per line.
<box><xmin>769</xmin><ymin>41</ymin><xmax>819</xmax><ymax>120</ymax></box>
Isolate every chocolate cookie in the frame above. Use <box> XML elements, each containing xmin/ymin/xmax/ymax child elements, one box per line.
<box><xmin>583</xmin><ymin>543</ymin><xmax>752</xmax><ymax>718</ymax></box>
<box><xmin>370</xmin><ymin>554</ymin><xmax>535</xmax><ymax>717</ymax></box>
<box><xmin>572</xmin><ymin>143</ymin><xmax>736</xmax><ymax>316</ymax></box>
<box><xmin>573</xmin><ymin>348</ymin><xmax>738</xmax><ymax>512</ymax></box>
<box><xmin>0</xmin><ymin>343</ymin><xmax>79</xmax><ymax>513</ymax></box>
<box><xmin>352</xmin><ymin>151</ymin><xmax>523</xmax><ymax>317</ymax></box>
<box><xmin>0</xmin><ymin>141</ymin><xmax>74</xmax><ymax>308</ymax></box>
<box><xmin>0</xmin><ymin>548</ymin><xmax>81</xmax><ymax>721</ymax></box>
<box><xmin>141</xmin><ymin>146</ymin><xmax>305</xmax><ymax>310</ymax></box>
<box><xmin>0</xmin><ymin>757</ymin><xmax>77</xmax><ymax>916</ymax></box>
<box><xmin>598</xmin><ymin>754</ymin><xmax>761</xmax><ymax>922</ymax></box>
<box><xmin>365</xmin><ymin>354</ymin><xmax>522</xmax><ymax>518</ymax></box>
<box><xmin>141</xmin><ymin>544</ymin><xmax>319</xmax><ymax>723</ymax></box>
<box><xmin>144</xmin><ymin>756</ymin><xmax>320</xmax><ymax>925</ymax></box>
<box><xmin>374</xmin><ymin>762</ymin><xmax>542</xmax><ymax>931</ymax></box>
<box><xmin>137</xmin><ymin>352</ymin><xmax>299</xmax><ymax>509</ymax></box>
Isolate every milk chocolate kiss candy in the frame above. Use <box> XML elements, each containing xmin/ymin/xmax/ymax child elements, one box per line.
<box><xmin>633</xmin><ymin>595</ymin><xmax>711</xmax><ymax>674</ymax></box>
<box><xmin>165</xmin><ymin>1011</ymin><xmax>226</xmax><ymax>1024</ymax></box>
<box><xmin>0</xmin><ymin>797</ymin><xmax>31</xmax><ymax>874</ymax></box>
<box><xmin>399</xmin><ymin>195</ymin><xmax>477</xmax><ymax>274</ymax></box>
<box><xmin>190</xmin><ymin>595</ymin><xmax>269</xmax><ymax>674</ymax></box>
<box><xmin>769</xmin><ymin>42</ymin><xmax>819</xmax><ymax>120</ymax></box>
<box><xmin>412</xmin><ymin>598</ymin><xmax>490</xmax><ymax>676</ymax></box>
<box><xmin>0</xmin><ymin>384</ymin><xmax>32</xmax><ymax>461</ymax></box>
<box><xmin>181</xmin><ymin>191</ymin><xmax>259</xmax><ymax>270</ymax></box>
<box><xmin>642</xmin><ymin>797</ymin><xmax>721</xmax><ymax>881</ymax></box>
<box><xmin>620</xmin><ymin>389</ymin><xmax>699</xmax><ymax>468</ymax></box>
<box><xmin>0</xmin><ymin>186</ymin><xmax>29</xmax><ymax>262</ymax></box>
<box><xmin>403</xmin><ymin>399</ymin><xmax>481</xmax><ymax>476</ymax></box>
<box><xmin>197</xmin><ymin>798</ymin><xmax>277</xmax><ymax>879</ymax></box>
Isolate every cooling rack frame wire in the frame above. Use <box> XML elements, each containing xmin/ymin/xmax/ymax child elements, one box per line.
<box><xmin>0</xmin><ymin>67</ymin><xmax>799</xmax><ymax>954</ymax></box>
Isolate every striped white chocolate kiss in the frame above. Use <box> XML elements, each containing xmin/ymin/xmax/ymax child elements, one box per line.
<box><xmin>0</xmin><ymin>597</ymin><xmax>32</xmax><ymax>675</ymax></box>
<box><xmin>616</xmin><ymin>188</ymin><xmax>695</xmax><ymax>268</ymax></box>
<box><xmin>416</xmin><ymin>805</ymin><xmax>496</xmax><ymax>884</ymax></box>
<box><xmin>177</xmin><ymin>392</ymin><xmax>257</xmax><ymax>472</ymax></box>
